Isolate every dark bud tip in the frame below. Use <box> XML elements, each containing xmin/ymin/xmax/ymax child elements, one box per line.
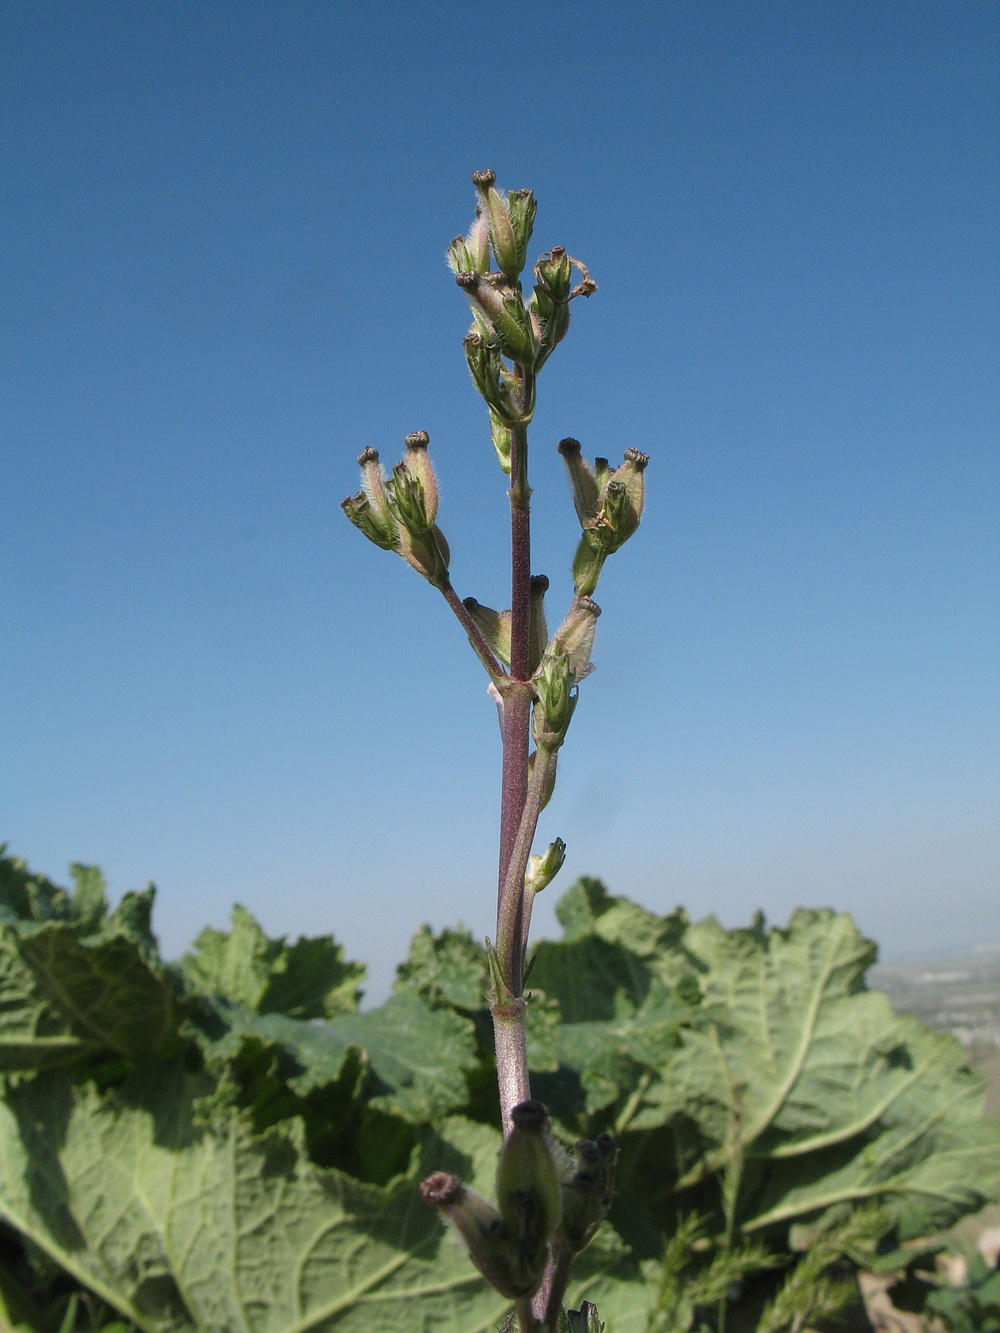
<box><xmin>455</xmin><ymin>271</ymin><xmax>480</xmax><ymax>290</ymax></box>
<box><xmin>596</xmin><ymin>1132</ymin><xmax>617</xmax><ymax>1154</ymax></box>
<box><xmin>595</xmin><ymin>457</ymin><xmax>610</xmax><ymax>472</ymax></box>
<box><xmin>357</xmin><ymin>447</ymin><xmax>380</xmax><ymax>465</ymax></box>
<box><xmin>550</xmin><ymin>245</ymin><xmax>566</xmax><ymax>258</ymax></box>
<box><xmin>575</xmin><ymin>1139</ymin><xmax>601</xmax><ymax>1163</ymax></box>
<box><xmin>510</xmin><ymin>1099</ymin><xmax>548</xmax><ymax>1131</ymax></box>
<box><xmin>472</xmin><ymin>169</ymin><xmax>497</xmax><ymax>187</ymax></box>
<box><xmin>405</xmin><ymin>431</ymin><xmax>430</xmax><ymax>450</ymax></box>
<box><xmin>530</xmin><ymin>574</ymin><xmax>550</xmax><ymax>593</ymax></box>
<box><xmin>420</xmin><ymin>1171</ymin><xmax>463</xmax><ymax>1207</ymax></box>
<box><xmin>558</xmin><ymin>437</ymin><xmax>582</xmax><ymax>457</ymax></box>
<box><xmin>623</xmin><ymin>448</ymin><xmax>650</xmax><ymax>470</ymax></box>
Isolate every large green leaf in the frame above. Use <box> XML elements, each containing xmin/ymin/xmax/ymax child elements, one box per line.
<box><xmin>0</xmin><ymin>1068</ymin><xmax>644</xmax><ymax>1333</ymax></box>
<box><xmin>634</xmin><ymin>909</ymin><xmax>1000</xmax><ymax>1237</ymax></box>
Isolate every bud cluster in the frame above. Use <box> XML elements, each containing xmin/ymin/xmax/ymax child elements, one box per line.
<box><xmin>448</xmin><ymin>171</ymin><xmax>597</xmax><ymax>473</ymax></box>
<box><xmin>530</xmin><ymin>595</ymin><xmax>601</xmax><ymax>758</ymax></box>
<box><xmin>341</xmin><ymin>434</ymin><xmax>451</xmax><ymax>589</ymax></box>
<box><xmin>558</xmin><ymin>439</ymin><xmax>649</xmax><ymax>596</ymax></box>
<box><xmin>421</xmin><ymin>1101</ymin><xmax>615</xmax><ymax>1305</ymax></box>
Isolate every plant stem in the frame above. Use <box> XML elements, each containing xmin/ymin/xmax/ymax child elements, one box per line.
<box><xmin>492</xmin><ymin>415</ymin><xmax>533</xmax><ymax>1134</ymax></box>
<box><xmin>538</xmin><ymin>1246</ymin><xmax>574</xmax><ymax>1329</ymax></box>
<box><xmin>514</xmin><ymin>1295</ymin><xmax>536</xmax><ymax>1333</ymax></box>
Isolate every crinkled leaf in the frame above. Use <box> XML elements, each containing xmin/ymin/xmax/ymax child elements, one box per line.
<box><xmin>0</xmin><ymin>1069</ymin><xmax>520</xmax><ymax>1333</ymax></box>
<box><xmin>0</xmin><ymin>853</ymin><xmax>114</xmax><ymax>930</ymax></box>
<box><xmin>13</xmin><ymin>922</ymin><xmax>179</xmax><ymax>1063</ymax></box>
<box><xmin>638</xmin><ymin>909</ymin><xmax>1000</xmax><ymax>1237</ymax></box>
<box><xmin>554</xmin><ymin>878</ymin><xmax>686</xmax><ymax>959</ymax></box>
<box><xmin>394</xmin><ymin>923</ymin><xmax>487</xmax><ymax>1010</ymax></box>
<box><xmin>191</xmin><ymin>987</ymin><xmax>478</xmax><ymax>1121</ymax></box>
<box><xmin>182</xmin><ymin>904</ymin><xmax>364</xmax><ymax>1018</ymax></box>
<box><xmin>551</xmin><ymin>978</ymin><xmax>697</xmax><ymax>1116</ymax></box>
<box><xmin>0</xmin><ymin>924</ymin><xmax>86</xmax><ymax>1071</ymax></box>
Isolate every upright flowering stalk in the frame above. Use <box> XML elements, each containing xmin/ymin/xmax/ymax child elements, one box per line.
<box><xmin>343</xmin><ymin>172</ymin><xmax>644</xmax><ymax>1332</ymax></box>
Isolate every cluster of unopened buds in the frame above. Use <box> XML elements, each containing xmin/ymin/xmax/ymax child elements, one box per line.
<box><xmin>419</xmin><ymin>1101</ymin><xmax>617</xmax><ymax>1304</ymax></box>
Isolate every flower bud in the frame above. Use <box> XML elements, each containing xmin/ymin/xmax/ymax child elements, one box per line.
<box><xmin>550</xmin><ymin>596</ymin><xmax>601</xmax><ymax>680</ymax></box>
<box><xmin>472</xmin><ymin>170</ymin><xmax>524</xmax><ymax>282</ymax></box>
<box><xmin>462</xmin><ymin>598</ymin><xmax>512</xmax><ymax>667</ymax></box>
<box><xmin>531</xmin><ymin>247</ymin><xmax>574</xmax><ymax>370</ymax></box>
<box><xmin>506</xmin><ymin>188</ymin><xmax>537</xmax><ymax>276</ymax></box>
<box><xmin>495</xmin><ymin>1100</ymin><xmax>563</xmax><ymax>1274</ymax></box>
<box><xmin>528</xmin><ymin>574</ymin><xmax>549</xmax><ymax>675</ymax></box>
<box><xmin>555</xmin><ymin>1134</ymin><xmax>618</xmax><ymax>1254</ymax></box>
<box><xmin>525</xmin><ymin>838</ymin><xmax>566</xmax><ymax>896</ymax></box>
<box><xmin>455</xmin><ymin>272</ymin><xmax>537</xmax><ymax>367</ymax></box>
<box><xmin>535</xmin><ymin>246</ymin><xmax>573</xmax><ymax>304</ymax></box>
<box><xmin>464</xmin><ymin>334</ymin><xmax>525</xmax><ymax>427</ymax></box>
<box><xmin>388</xmin><ymin>462</ymin><xmax>432</xmax><ymax>536</ymax></box>
<box><xmin>532</xmin><ymin>651</ymin><xmax>577</xmax><ymax>752</ymax></box>
<box><xmin>341</xmin><ymin>447</ymin><xmax>399</xmax><ymax>551</ymax></box>
<box><xmin>560</xmin><ymin>443</ymin><xmax>651</xmax><ymax>594</ymax></box>
<box><xmin>558</xmin><ymin>438</ymin><xmax>599</xmax><ymax>527</ymax></box>
<box><xmin>490</xmin><ymin>413</ymin><xmax>513</xmax><ymax>475</ymax></box>
<box><xmin>419</xmin><ymin>1172</ymin><xmax>543</xmax><ymax>1299</ymax></box>
<box><xmin>446</xmin><ymin>210</ymin><xmax>490</xmax><ymax>275</ymax></box>
<box><xmin>402</xmin><ymin>431</ymin><xmax>438</xmax><ymax>525</ymax></box>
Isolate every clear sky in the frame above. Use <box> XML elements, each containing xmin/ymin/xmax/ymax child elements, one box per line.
<box><xmin>3</xmin><ymin>1</ymin><xmax>998</xmax><ymax>1002</ymax></box>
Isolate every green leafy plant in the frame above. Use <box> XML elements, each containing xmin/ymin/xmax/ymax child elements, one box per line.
<box><xmin>0</xmin><ymin>849</ymin><xmax>997</xmax><ymax>1333</ymax></box>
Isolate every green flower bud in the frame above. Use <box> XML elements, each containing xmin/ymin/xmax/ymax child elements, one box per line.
<box><xmin>555</xmin><ymin>1134</ymin><xmax>618</xmax><ymax>1254</ymax></box>
<box><xmin>388</xmin><ymin>462</ymin><xmax>432</xmax><ymax>536</ymax></box>
<box><xmin>531</xmin><ymin>247</ymin><xmax>574</xmax><ymax>370</ymax></box>
<box><xmin>558</xmin><ymin>438</ymin><xmax>600</xmax><ymax>527</ymax></box>
<box><xmin>419</xmin><ymin>1172</ymin><xmax>543</xmax><ymax>1299</ymax></box>
<box><xmin>532</xmin><ymin>651</ymin><xmax>577</xmax><ymax>752</ymax></box>
<box><xmin>495</xmin><ymin>1100</ymin><xmax>563</xmax><ymax>1274</ymax></box>
<box><xmin>490</xmin><ymin>412</ymin><xmax>513</xmax><ymax>475</ymax></box>
<box><xmin>472</xmin><ymin>170</ymin><xmax>525</xmax><ymax>282</ymax></box>
<box><xmin>560</xmin><ymin>443</ymin><xmax>650</xmax><ymax>594</ymax></box>
<box><xmin>341</xmin><ymin>447</ymin><xmax>399</xmax><ymax>551</ymax></box>
<box><xmin>456</xmin><ymin>272</ymin><xmax>537</xmax><ymax>367</ymax></box>
<box><xmin>464</xmin><ymin>334</ymin><xmax>527</xmax><ymax>427</ymax></box>
<box><xmin>446</xmin><ymin>210</ymin><xmax>490</xmax><ymax>275</ymax></box>
<box><xmin>402</xmin><ymin>431</ymin><xmax>438</xmax><ymax>525</ymax></box>
<box><xmin>525</xmin><ymin>838</ymin><xmax>566</xmax><ymax>896</ymax></box>
<box><xmin>506</xmin><ymin>188</ymin><xmax>537</xmax><ymax>276</ymax></box>
<box><xmin>462</xmin><ymin>598</ymin><xmax>512</xmax><ymax>667</ymax></box>
<box><xmin>550</xmin><ymin>595</ymin><xmax>601</xmax><ymax>680</ymax></box>
<box><xmin>535</xmin><ymin>246</ymin><xmax>573</xmax><ymax>304</ymax></box>
<box><xmin>528</xmin><ymin>574</ymin><xmax>549</xmax><ymax>675</ymax></box>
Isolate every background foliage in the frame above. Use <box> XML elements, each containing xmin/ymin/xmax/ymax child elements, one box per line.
<box><xmin>0</xmin><ymin>848</ymin><xmax>997</xmax><ymax>1333</ymax></box>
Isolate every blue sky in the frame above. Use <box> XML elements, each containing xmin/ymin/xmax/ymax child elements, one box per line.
<box><xmin>3</xmin><ymin>1</ymin><xmax>998</xmax><ymax>1001</ymax></box>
